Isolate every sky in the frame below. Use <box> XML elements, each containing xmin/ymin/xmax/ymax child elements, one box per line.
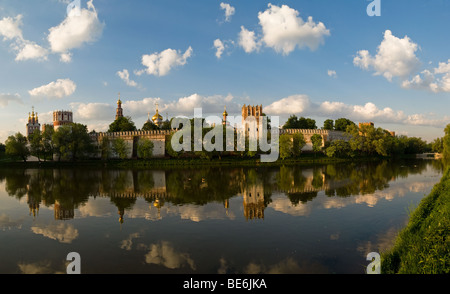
<box><xmin>0</xmin><ymin>0</ymin><xmax>449</xmax><ymax>143</ymax></box>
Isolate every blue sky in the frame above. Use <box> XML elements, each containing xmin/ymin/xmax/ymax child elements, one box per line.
<box><xmin>0</xmin><ymin>0</ymin><xmax>449</xmax><ymax>143</ymax></box>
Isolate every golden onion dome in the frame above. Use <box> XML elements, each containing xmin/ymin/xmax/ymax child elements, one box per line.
<box><xmin>152</xmin><ymin>111</ymin><xmax>163</xmax><ymax>121</ymax></box>
<box><xmin>223</xmin><ymin>106</ymin><xmax>228</xmax><ymax>116</ymax></box>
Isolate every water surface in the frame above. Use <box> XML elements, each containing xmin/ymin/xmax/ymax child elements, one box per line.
<box><xmin>0</xmin><ymin>159</ymin><xmax>444</xmax><ymax>274</ymax></box>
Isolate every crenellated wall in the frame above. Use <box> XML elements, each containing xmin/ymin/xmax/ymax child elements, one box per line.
<box><xmin>280</xmin><ymin>129</ymin><xmax>349</xmax><ymax>151</ymax></box>
<box><xmin>89</xmin><ymin>130</ymin><xmax>173</xmax><ymax>159</ymax></box>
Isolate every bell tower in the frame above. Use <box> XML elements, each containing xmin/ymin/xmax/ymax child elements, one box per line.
<box><xmin>116</xmin><ymin>93</ymin><xmax>124</xmax><ymax>120</ymax></box>
<box><xmin>26</xmin><ymin>106</ymin><xmax>41</xmax><ymax>137</ymax></box>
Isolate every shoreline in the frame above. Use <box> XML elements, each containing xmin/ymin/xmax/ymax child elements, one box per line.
<box><xmin>381</xmin><ymin>167</ymin><xmax>450</xmax><ymax>274</ymax></box>
<box><xmin>0</xmin><ymin>154</ymin><xmax>422</xmax><ymax>170</ymax></box>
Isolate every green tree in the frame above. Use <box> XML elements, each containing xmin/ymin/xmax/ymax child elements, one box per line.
<box><xmin>137</xmin><ymin>138</ymin><xmax>154</xmax><ymax>159</ymax></box>
<box><xmin>52</xmin><ymin>123</ymin><xmax>94</xmax><ymax>161</ymax></box>
<box><xmin>443</xmin><ymin>124</ymin><xmax>450</xmax><ymax>160</ymax></box>
<box><xmin>431</xmin><ymin>138</ymin><xmax>444</xmax><ymax>153</ymax></box>
<box><xmin>325</xmin><ymin>140</ymin><xmax>353</xmax><ymax>158</ymax></box>
<box><xmin>5</xmin><ymin>132</ymin><xmax>30</xmax><ymax>162</ymax></box>
<box><xmin>108</xmin><ymin>116</ymin><xmax>137</xmax><ymax>132</ymax></box>
<box><xmin>279</xmin><ymin>134</ymin><xmax>294</xmax><ymax>160</ymax></box>
<box><xmin>42</xmin><ymin>127</ymin><xmax>55</xmax><ymax>161</ymax></box>
<box><xmin>292</xmin><ymin>133</ymin><xmax>306</xmax><ymax>157</ymax></box>
<box><xmin>113</xmin><ymin>138</ymin><xmax>129</xmax><ymax>159</ymax></box>
<box><xmin>334</xmin><ymin>118</ymin><xmax>356</xmax><ymax>132</ymax></box>
<box><xmin>311</xmin><ymin>134</ymin><xmax>323</xmax><ymax>154</ymax></box>
<box><xmin>29</xmin><ymin>130</ymin><xmax>43</xmax><ymax>161</ymax></box>
<box><xmin>323</xmin><ymin>119</ymin><xmax>334</xmax><ymax>130</ymax></box>
<box><xmin>282</xmin><ymin>115</ymin><xmax>316</xmax><ymax>129</ymax></box>
<box><xmin>142</xmin><ymin>121</ymin><xmax>159</xmax><ymax>131</ymax></box>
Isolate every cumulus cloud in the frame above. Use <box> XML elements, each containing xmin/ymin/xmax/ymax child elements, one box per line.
<box><xmin>69</xmin><ymin>102</ymin><xmax>113</xmax><ymax>121</ymax></box>
<box><xmin>238</xmin><ymin>26</ymin><xmax>261</xmax><ymax>53</ymax></box>
<box><xmin>28</xmin><ymin>79</ymin><xmax>76</xmax><ymax>99</ymax></box>
<box><xmin>354</xmin><ymin>30</ymin><xmax>420</xmax><ymax>82</ymax></box>
<box><xmin>258</xmin><ymin>4</ymin><xmax>330</xmax><ymax>55</ymax></box>
<box><xmin>0</xmin><ymin>93</ymin><xmax>23</xmax><ymax>107</ymax></box>
<box><xmin>264</xmin><ymin>94</ymin><xmax>448</xmax><ymax>128</ymax></box>
<box><xmin>14</xmin><ymin>41</ymin><xmax>49</xmax><ymax>61</ymax></box>
<box><xmin>220</xmin><ymin>2</ymin><xmax>235</xmax><ymax>22</ymax></box>
<box><xmin>135</xmin><ymin>47</ymin><xmax>193</xmax><ymax>77</ymax></box>
<box><xmin>0</xmin><ymin>15</ymin><xmax>48</xmax><ymax>61</ymax></box>
<box><xmin>47</xmin><ymin>0</ymin><xmax>104</xmax><ymax>62</ymax></box>
<box><xmin>402</xmin><ymin>59</ymin><xmax>450</xmax><ymax>93</ymax></box>
<box><xmin>213</xmin><ymin>39</ymin><xmax>225</xmax><ymax>59</ymax></box>
<box><xmin>0</xmin><ymin>15</ymin><xmax>23</xmax><ymax>40</ymax></box>
<box><xmin>117</xmin><ymin>69</ymin><xmax>138</xmax><ymax>87</ymax></box>
<box><xmin>236</xmin><ymin>4</ymin><xmax>329</xmax><ymax>55</ymax></box>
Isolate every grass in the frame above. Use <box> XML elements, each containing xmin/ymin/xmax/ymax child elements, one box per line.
<box><xmin>381</xmin><ymin>167</ymin><xmax>450</xmax><ymax>274</ymax></box>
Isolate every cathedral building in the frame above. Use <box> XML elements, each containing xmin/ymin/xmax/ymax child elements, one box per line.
<box><xmin>151</xmin><ymin>103</ymin><xmax>163</xmax><ymax>127</ymax></box>
<box><xmin>26</xmin><ymin>107</ymin><xmax>41</xmax><ymax>137</ymax></box>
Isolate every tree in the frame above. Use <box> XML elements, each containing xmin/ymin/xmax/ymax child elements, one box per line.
<box><xmin>279</xmin><ymin>134</ymin><xmax>294</xmax><ymax>160</ymax></box>
<box><xmin>323</xmin><ymin>119</ymin><xmax>334</xmax><ymax>130</ymax></box>
<box><xmin>443</xmin><ymin>124</ymin><xmax>450</xmax><ymax>160</ymax></box>
<box><xmin>311</xmin><ymin>134</ymin><xmax>323</xmax><ymax>155</ymax></box>
<box><xmin>334</xmin><ymin>118</ymin><xmax>356</xmax><ymax>132</ymax></box>
<box><xmin>108</xmin><ymin>116</ymin><xmax>137</xmax><ymax>132</ymax></box>
<box><xmin>52</xmin><ymin>123</ymin><xmax>94</xmax><ymax>161</ymax></box>
<box><xmin>325</xmin><ymin>140</ymin><xmax>353</xmax><ymax>158</ymax></box>
<box><xmin>431</xmin><ymin>137</ymin><xmax>444</xmax><ymax>154</ymax></box>
<box><xmin>42</xmin><ymin>127</ymin><xmax>55</xmax><ymax>161</ymax></box>
<box><xmin>113</xmin><ymin>138</ymin><xmax>129</xmax><ymax>159</ymax></box>
<box><xmin>137</xmin><ymin>138</ymin><xmax>154</xmax><ymax>159</ymax></box>
<box><xmin>292</xmin><ymin>133</ymin><xmax>306</xmax><ymax>157</ymax></box>
<box><xmin>282</xmin><ymin>115</ymin><xmax>316</xmax><ymax>129</ymax></box>
<box><xmin>5</xmin><ymin>133</ymin><xmax>30</xmax><ymax>162</ymax></box>
<box><xmin>29</xmin><ymin>130</ymin><xmax>43</xmax><ymax>161</ymax></box>
<box><xmin>142</xmin><ymin>121</ymin><xmax>159</xmax><ymax>131</ymax></box>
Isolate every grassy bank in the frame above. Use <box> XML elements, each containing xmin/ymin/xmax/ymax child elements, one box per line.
<box><xmin>381</xmin><ymin>167</ymin><xmax>450</xmax><ymax>274</ymax></box>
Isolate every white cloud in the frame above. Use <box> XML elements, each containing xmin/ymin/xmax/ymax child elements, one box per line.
<box><xmin>327</xmin><ymin>70</ymin><xmax>337</xmax><ymax>78</ymax></box>
<box><xmin>0</xmin><ymin>15</ymin><xmax>23</xmax><ymax>40</ymax></box>
<box><xmin>220</xmin><ymin>3</ymin><xmax>235</xmax><ymax>22</ymax></box>
<box><xmin>117</xmin><ymin>69</ymin><xmax>138</xmax><ymax>87</ymax></box>
<box><xmin>0</xmin><ymin>15</ymin><xmax>49</xmax><ymax>62</ymax></box>
<box><xmin>264</xmin><ymin>94</ymin><xmax>448</xmax><ymax>128</ymax></box>
<box><xmin>214</xmin><ymin>39</ymin><xmax>225</xmax><ymax>59</ymax></box>
<box><xmin>28</xmin><ymin>79</ymin><xmax>77</xmax><ymax>99</ymax></box>
<box><xmin>402</xmin><ymin>59</ymin><xmax>450</xmax><ymax>93</ymax></box>
<box><xmin>135</xmin><ymin>47</ymin><xmax>193</xmax><ymax>77</ymax></box>
<box><xmin>238</xmin><ymin>26</ymin><xmax>261</xmax><ymax>53</ymax></box>
<box><xmin>264</xmin><ymin>95</ymin><xmax>311</xmax><ymax>115</ymax></box>
<box><xmin>47</xmin><ymin>0</ymin><xmax>104</xmax><ymax>61</ymax></box>
<box><xmin>257</xmin><ymin>4</ymin><xmax>330</xmax><ymax>55</ymax></box>
<box><xmin>70</xmin><ymin>102</ymin><xmax>113</xmax><ymax>121</ymax></box>
<box><xmin>14</xmin><ymin>41</ymin><xmax>48</xmax><ymax>61</ymax></box>
<box><xmin>354</xmin><ymin>30</ymin><xmax>420</xmax><ymax>82</ymax></box>
<box><xmin>0</xmin><ymin>93</ymin><xmax>23</xmax><ymax>107</ymax></box>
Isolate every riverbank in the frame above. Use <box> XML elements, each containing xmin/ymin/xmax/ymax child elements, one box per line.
<box><xmin>0</xmin><ymin>153</ymin><xmax>394</xmax><ymax>169</ymax></box>
<box><xmin>381</xmin><ymin>167</ymin><xmax>450</xmax><ymax>274</ymax></box>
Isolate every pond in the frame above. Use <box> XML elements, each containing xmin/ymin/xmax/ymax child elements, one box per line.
<box><xmin>0</xmin><ymin>159</ymin><xmax>444</xmax><ymax>274</ymax></box>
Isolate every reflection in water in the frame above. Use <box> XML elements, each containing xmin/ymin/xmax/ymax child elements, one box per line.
<box><xmin>0</xmin><ymin>159</ymin><xmax>444</xmax><ymax>274</ymax></box>
<box><xmin>0</xmin><ymin>159</ymin><xmax>443</xmax><ymax>223</ymax></box>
